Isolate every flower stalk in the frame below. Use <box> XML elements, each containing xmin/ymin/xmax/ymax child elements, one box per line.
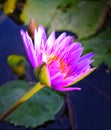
<box><xmin>0</xmin><ymin>82</ymin><xmax>45</xmax><ymax>121</ymax></box>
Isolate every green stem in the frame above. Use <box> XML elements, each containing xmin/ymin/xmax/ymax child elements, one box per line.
<box><xmin>0</xmin><ymin>82</ymin><xmax>45</xmax><ymax>121</ymax></box>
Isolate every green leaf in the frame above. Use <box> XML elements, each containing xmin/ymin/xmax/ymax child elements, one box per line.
<box><xmin>21</xmin><ymin>0</ymin><xmax>108</xmax><ymax>39</ymax></box>
<box><xmin>49</xmin><ymin>0</ymin><xmax>108</xmax><ymax>39</ymax></box>
<box><xmin>21</xmin><ymin>0</ymin><xmax>60</xmax><ymax>27</ymax></box>
<box><xmin>0</xmin><ymin>80</ymin><xmax>64</xmax><ymax>128</ymax></box>
<box><xmin>80</xmin><ymin>28</ymin><xmax>111</xmax><ymax>68</ymax></box>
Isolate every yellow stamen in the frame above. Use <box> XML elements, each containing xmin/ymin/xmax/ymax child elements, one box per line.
<box><xmin>48</xmin><ymin>54</ymin><xmax>68</xmax><ymax>77</ymax></box>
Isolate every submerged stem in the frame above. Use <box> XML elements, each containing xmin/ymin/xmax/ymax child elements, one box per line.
<box><xmin>0</xmin><ymin>82</ymin><xmax>45</xmax><ymax>121</ymax></box>
<box><xmin>66</xmin><ymin>94</ymin><xmax>76</xmax><ymax>130</ymax></box>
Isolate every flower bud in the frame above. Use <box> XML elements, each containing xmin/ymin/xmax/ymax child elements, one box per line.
<box><xmin>28</xmin><ymin>19</ymin><xmax>37</xmax><ymax>39</ymax></box>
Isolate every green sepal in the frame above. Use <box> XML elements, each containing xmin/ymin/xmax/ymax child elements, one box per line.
<box><xmin>34</xmin><ymin>63</ymin><xmax>51</xmax><ymax>87</ymax></box>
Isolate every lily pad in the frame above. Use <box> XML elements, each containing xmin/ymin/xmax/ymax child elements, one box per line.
<box><xmin>21</xmin><ymin>0</ymin><xmax>109</xmax><ymax>39</ymax></box>
<box><xmin>21</xmin><ymin>0</ymin><xmax>60</xmax><ymax>27</ymax></box>
<box><xmin>0</xmin><ymin>80</ymin><xmax>64</xmax><ymax>128</ymax></box>
<box><xmin>81</xmin><ymin>28</ymin><xmax>111</xmax><ymax>68</ymax></box>
<box><xmin>49</xmin><ymin>0</ymin><xmax>108</xmax><ymax>39</ymax></box>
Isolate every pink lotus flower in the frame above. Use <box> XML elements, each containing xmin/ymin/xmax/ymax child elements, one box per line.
<box><xmin>21</xmin><ymin>25</ymin><xmax>95</xmax><ymax>92</ymax></box>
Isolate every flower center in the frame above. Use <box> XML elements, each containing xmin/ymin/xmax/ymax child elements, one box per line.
<box><xmin>47</xmin><ymin>54</ymin><xmax>69</xmax><ymax>78</ymax></box>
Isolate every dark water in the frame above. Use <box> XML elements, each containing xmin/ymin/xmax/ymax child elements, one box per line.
<box><xmin>0</xmin><ymin>11</ymin><xmax>111</xmax><ymax>130</ymax></box>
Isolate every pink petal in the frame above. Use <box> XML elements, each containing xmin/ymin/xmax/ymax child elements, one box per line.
<box><xmin>21</xmin><ymin>30</ymin><xmax>38</xmax><ymax>68</ymax></box>
<box><xmin>56</xmin><ymin>32</ymin><xmax>66</xmax><ymax>43</ymax></box>
<box><xmin>54</xmin><ymin>86</ymin><xmax>81</xmax><ymax>92</ymax></box>
<box><xmin>34</xmin><ymin>25</ymin><xmax>46</xmax><ymax>51</ymax></box>
<box><xmin>45</xmin><ymin>31</ymin><xmax>55</xmax><ymax>51</ymax></box>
